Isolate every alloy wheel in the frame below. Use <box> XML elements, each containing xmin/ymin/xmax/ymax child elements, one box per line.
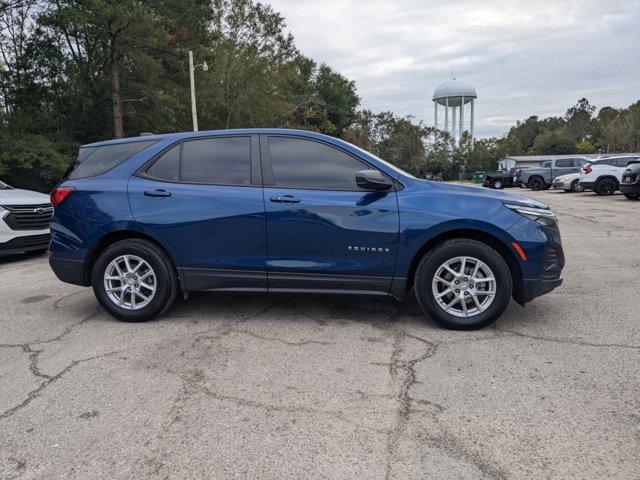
<box><xmin>103</xmin><ymin>254</ymin><xmax>157</xmax><ymax>310</ymax></box>
<box><xmin>431</xmin><ymin>256</ymin><xmax>496</xmax><ymax>318</ymax></box>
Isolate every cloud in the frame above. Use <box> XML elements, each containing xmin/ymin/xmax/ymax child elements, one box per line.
<box><xmin>267</xmin><ymin>0</ymin><xmax>640</xmax><ymax>137</ymax></box>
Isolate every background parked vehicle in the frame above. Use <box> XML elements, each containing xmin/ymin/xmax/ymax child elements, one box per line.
<box><xmin>48</xmin><ymin>129</ymin><xmax>564</xmax><ymax>330</ymax></box>
<box><xmin>552</xmin><ymin>173</ymin><xmax>583</xmax><ymax>193</ymax></box>
<box><xmin>620</xmin><ymin>160</ymin><xmax>640</xmax><ymax>200</ymax></box>
<box><xmin>0</xmin><ymin>180</ymin><xmax>53</xmax><ymax>255</ymax></box>
<box><xmin>579</xmin><ymin>155</ymin><xmax>640</xmax><ymax>196</ymax></box>
<box><xmin>483</xmin><ymin>167</ymin><xmax>527</xmax><ymax>189</ymax></box>
<box><xmin>519</xmin><ymin>157</ymin><xmax>590</xmax><ymax>190</ymax></box>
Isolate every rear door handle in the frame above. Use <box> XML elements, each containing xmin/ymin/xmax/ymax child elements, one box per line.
<box><xmin>270</xmin><ymin>195</ymin><xmax>300</xmax><ymax>204</ymax></box>
<box><xmin>144</xmin><ymin>189</ymin><xmax>171</xmax><ymax>198</ymax></box>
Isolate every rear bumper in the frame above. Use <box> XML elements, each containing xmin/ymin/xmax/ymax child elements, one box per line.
<box><xmin>49</xmin><ymin>256</ymin><xmax>89</xmax><ymax>286</ymax></box>
<box><xmin>522</xmin><ymin>277</ymin><xmax>563</xmax><ymax>303</ymax></box>
<box><xmin>579</xmin><ymin>181</ymin><xmax>595</xmax><ymax>190</ymax></box>
<box><xmin>620</xmin><ymin>182</ymin><xmax>640</xmax><ymax>195</ymax></box>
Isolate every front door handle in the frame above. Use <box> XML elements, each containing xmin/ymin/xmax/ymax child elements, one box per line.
<box><xmin>144</xmin><ymin>189</ymin><xmax>171</xmax><ymax>198</ymax></box>
<box><xmin>270</xmin><ymin>195</ymin><xmax>300</xmax><ymax>204</ymax></box>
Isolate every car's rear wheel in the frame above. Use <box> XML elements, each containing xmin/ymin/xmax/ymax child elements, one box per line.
<box><xmin>624</xmin><ymin>193</ymin><xmax>639</xmax><ymax>200</ymax></box>
<box><xmin>491</xmin><ymin>179</ymin><xmax>503</xmax><ymax>189</ymax></box>
<box><xmin>414</xmin><ymin>239</ymin><xmax>512</xmax><ymax>330</ymax></box>
<box><xmin>92</xmin><ymin>239</ymin><xmax>178</xmax><ymax>322</ymax></box>
<box><xmin>595</xmin><ymin>178</ymin><xmax>617</xmax><ymax>196</ymax></box>
<box><xmin>528</xmin><ymin>177</ymin><xmax>544</xmax><ymax>191</ymax></box>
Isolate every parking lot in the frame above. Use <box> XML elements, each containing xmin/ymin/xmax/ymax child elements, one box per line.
<box><xmin>0</xmin><ymin>188</ymin><xmax>638</xmax><ymax>479</ymax></box>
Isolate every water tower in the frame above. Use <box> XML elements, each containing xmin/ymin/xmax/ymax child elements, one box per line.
<box><xmin>433</xmin><ymin>79</ymin><xmax>477</xmax><ymax>145</ymax></box>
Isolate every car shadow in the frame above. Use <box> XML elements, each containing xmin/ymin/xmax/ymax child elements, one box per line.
<box><xmin>0</xmin><ymin>250</ymin><xmax>47</xmax><ymax>265</ymax></box>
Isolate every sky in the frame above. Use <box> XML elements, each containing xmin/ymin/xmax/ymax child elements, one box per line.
<box><xmin>267</xmin><ymin>0</ymin><xmax>640</xmax><ymax>138</ymax></box>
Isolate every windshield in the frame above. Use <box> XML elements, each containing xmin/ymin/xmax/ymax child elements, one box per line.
<box><xmin>0</xmin><ymin>180</ymin><xmax>12</xmax><ymax>189</ymax></box>
<box><xmin>343</xmin><ymin>141</ymin><xmax>417</xmax><ymax>179</ymax></box>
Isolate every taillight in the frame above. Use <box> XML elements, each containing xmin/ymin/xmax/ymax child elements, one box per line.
<box><xmin>50</xmin><ymin>186</ymin><xmax>75</xmax><ymax>207</ymax></box>
<box><xmin>583</xmin><ymin>166</ymin><xmax>592</xmax><ymax>174</ymax></box>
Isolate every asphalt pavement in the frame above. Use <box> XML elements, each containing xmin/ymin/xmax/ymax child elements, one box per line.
<box><xmin>0</xmin><ymin>188</ymin><xmax>638</xmax><ymax>479</ymax></box>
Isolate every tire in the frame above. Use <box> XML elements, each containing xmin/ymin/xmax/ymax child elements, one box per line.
<box><xmin>92</xmin><ymin>239</ymin><xmax>178</xmax><ymax>322</ymax></box>
<box><xmin>571</xmin><ymin>179</ymin><xmax>583</xmax><ymax>193</ymax></box>
<box><xmin>594</xmin><ymin>178</ymin><xmax>617</xmax><ymax>196</ymax></box>
<box><xmin>414</xmin><ymin>239</ymin><xmax>513</xmax><ymax>330</ymax></box>
<box><xmin>491</xmin><ymin>179</ymin><xmax>503</xmax><ymax>189</ymax></box>
<box><xmin>624</xmin><ymin>193</ymin><xmax>640</xmax><ymax>200</ymax></box>
<box><xmin>528</xmin><ymin>177</ymin><xmax>545</xmax><ymax>191</ymax></box>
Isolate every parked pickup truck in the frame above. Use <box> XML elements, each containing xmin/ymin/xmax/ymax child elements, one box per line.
<box><xmin>519</xmin><ymin>157</ymin><xmax>590</xmax><ymax>190</ymax></box>
<box><xmin>483</xmin><ymin>167</ymin><xmax>528</xmax><ymax>189</ymax></box>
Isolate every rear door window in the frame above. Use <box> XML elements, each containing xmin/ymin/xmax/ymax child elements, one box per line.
<box><xmin>181</xmin><ymin>137</ymin><xmax>251</xmax><ymax>185</ymax></box>
<box><xmin>614</xmin><ymin>158</ymin><xmax>635</xmax><ymax>168</ymax></box>
<box><xmin>69</xmin><ymin>140</ymin><xmax>156</xmax><ymax>179</ymax></box>
<box><xmin>555</xmin><ymin>159</ymin><xmax>573</xmax><ymax>167</ymax></box>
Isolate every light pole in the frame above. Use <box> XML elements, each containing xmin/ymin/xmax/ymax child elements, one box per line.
<box><xmin>188</xmin><ymin>51</ymin><xmax>208</xmax><ymax>132</ymax></box>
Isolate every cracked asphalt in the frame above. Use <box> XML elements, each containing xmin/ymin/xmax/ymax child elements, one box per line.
<box><xmin>1</xmin><ymin>188</ymin><xmax>639</xmax><ymax>479</ymax></box>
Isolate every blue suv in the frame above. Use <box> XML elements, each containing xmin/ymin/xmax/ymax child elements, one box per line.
<box><xmin>49</xmin><ymin>129</ymin><xmax>563</xmax><ymax>329</ymax></box>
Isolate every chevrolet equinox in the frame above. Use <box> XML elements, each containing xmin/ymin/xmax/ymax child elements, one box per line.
<box><xmin>49</xmin><ymin>129</ymin><xmax>564</xmax><ymax>329</ymax></box>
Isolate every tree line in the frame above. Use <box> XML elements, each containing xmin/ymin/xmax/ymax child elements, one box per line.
<box><xmin>1</xmin><ymin>0</ymin><xmax>638</xmax><ymax>191</ymax></box>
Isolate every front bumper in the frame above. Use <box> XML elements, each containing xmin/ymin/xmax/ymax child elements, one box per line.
<box><xmin>0</xmin><ymin>234</ymin><xmax>50</xmax><ymax>255</ymax></box>
<box><xmin>522</xmin><ymin>277</ymin><xmax>563</xmax><ymax>303</ymax></box>
<box><xmin>552</xmin><ymin>181</ymin><xmax>564</xmax><ymax>189</ymax></box>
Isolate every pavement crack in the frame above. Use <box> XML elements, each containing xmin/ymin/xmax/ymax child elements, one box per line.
<box><xmin>495</xmin><ymin>328</ymin><xmax>640</xmax><ymax>349</ymax></box>
<box><xmin>384</xmin><ymin>328</ymin><xmax>439</xmax><ymax>480</ymax></box>
<box><xmin>231</xmin><ymin>328</ymin><xmax>333</xmax><ymax>347</ymax></box>
<box><xmin>0</xmin><ymin>350</ymin><xmax>119</xmax><ymax>421</ymax></box>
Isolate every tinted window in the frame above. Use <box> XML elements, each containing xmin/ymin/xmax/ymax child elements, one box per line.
<box><xmin>269</xmin><ymin>137</ymin><xmax>370</xmax><ymax>189</ymax></box>
<box><xmin>182</xmin><ymin>137</ymin><xmax>251</xmax><ymax>185</ymax></box>
<box><xmin>146</xmin><ymin>145</ymin><xmax>180</xmax><ymax>181</ymax></box>
<box><xmin>69</xmin><ymin>140</ymin><xmax>155</xmax><ymax>179</ymax></box>
<box><xmin>615</xmin><ymin>157</ymin><xmax>636</xmax><ymax>168</ymax></box>
<box><xmin>594</xmin><ymin>159</ymin><xmax>613</xmax><ymax>166</ymax></box>
<box><xmin>555</xmin><ymin>159</ymin><xmax>573</xmax><ymax>167</ymax></box>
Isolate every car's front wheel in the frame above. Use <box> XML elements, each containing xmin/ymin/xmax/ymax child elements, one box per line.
<box><xmin>92</xmin><ymin>239</ymin><xmax>178</xmax><ymax>322</ymax></box>
<box><xmin>491</xmin><ymin>179</ymin><xmax>503</xmax><ymax>189</ymax></box>
<box><xmin>570</xmin><ymin>179</ymin><xmax>583</xmax><ymax>192</ymax></box>
<box><xmin>414</xmin><ymin>239</ymin><xmax>512</xmax><ymax>330</ymax></box>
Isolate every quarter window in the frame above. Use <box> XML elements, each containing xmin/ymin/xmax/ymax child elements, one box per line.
<box><xmin>146</xmin><ymin>145</ymin><xmax>180</xmax><ymax>181</ymax></box>
<box><xmin>268</xmin><ymin>137</ymin><xmax>371</xmax><ymax>189</ymax></box>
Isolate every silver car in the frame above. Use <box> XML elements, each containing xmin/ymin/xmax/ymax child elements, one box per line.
<box><xmin>552</xmin><ymin>173</ymin><xmax>583</xmax><ymax>193</ymax></box>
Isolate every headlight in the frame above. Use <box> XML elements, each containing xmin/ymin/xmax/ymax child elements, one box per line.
<box><xmin>504</xmin><ymin>203</ymin><xmax>558</xmax><ymax>228</ymax></box>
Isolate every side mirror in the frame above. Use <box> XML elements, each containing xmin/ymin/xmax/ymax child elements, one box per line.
<box><xmin>356</xmin><ymin>170</ymin><xmax>393</xmax><ymax>191</ymax></box>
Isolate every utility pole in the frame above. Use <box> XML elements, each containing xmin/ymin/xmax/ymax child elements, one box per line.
<box><xmin>189</xmin><ymin>51</ymin><xmax>198</xmax><ymax>132</ymax></box>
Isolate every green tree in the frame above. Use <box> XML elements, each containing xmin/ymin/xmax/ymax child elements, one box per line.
<box><xmin>565</xmin><ymin>97</ymin><xmax>595</xmax><ymax>142</ymax></box>
<box><xmin>531</xmin><ymin>129</ymin><xmax>575</xmax><ymax>154</ymax></box>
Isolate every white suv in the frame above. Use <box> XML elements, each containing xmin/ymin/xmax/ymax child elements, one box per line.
<box><xmin>579</xmin><ymin>156</ymin><xmax>640</xmax><ymax>196</ymax></box>
<box><xmin>0</xmin><ymin>181</ymin><xmax>53</xmax><ymax>255</ymax></box>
